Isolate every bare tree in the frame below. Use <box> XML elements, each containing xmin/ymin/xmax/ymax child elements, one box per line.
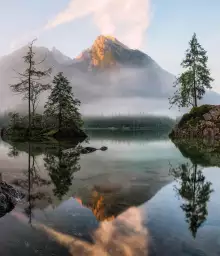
<box><xmin>10</xmin><ymin>39</ymin><xmax>51</xmax><ymax>137</ymax></box>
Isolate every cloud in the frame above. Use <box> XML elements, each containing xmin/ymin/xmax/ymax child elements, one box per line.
<box><xmin>45</xmin><ymin>0</ymin><xmax>151</xmax><ymax>49</ymax></box>
<box><xmin>9</xmin><ymin>28</ymin><xmax>42</xmax><ymax>51</ymax></box>
<box><xmin>10</xmin><ymin>0</ymin><xmax>150</xmax><ymax>53</ymax></box>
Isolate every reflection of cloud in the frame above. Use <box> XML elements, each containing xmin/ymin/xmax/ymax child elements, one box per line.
<box><xmin>45</xmin><ymin>0</ymin><xmax>151</xmax><ymax>49</ymax></box>
<box><xmin>12</xmin><ymin>206</ymin><xmax>148</xmax><ymax>255</ymax></box>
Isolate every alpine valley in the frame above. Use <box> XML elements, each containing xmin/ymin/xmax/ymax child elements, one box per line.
<box><xmin>0</xmin><ymin>35</ymin><xmax>219</xmax><ymax>116</ymax></box>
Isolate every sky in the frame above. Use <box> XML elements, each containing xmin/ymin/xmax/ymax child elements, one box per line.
<box><xmin>0</xmin><ymin>0</ymin><xmax>219</xmax><ymax>93</ymax></box>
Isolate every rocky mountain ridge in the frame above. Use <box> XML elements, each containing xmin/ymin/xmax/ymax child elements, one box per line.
<box><xmin>0</xmin><ymin>35</ymin><xmax>219</xmax><ymax>116</ymax></box>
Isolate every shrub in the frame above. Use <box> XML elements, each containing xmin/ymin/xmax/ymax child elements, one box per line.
<box><xmin>178</xmin><ymin>105</ymin><xmax>213</xmax><ymax>128</ymax></box>
<box><xmin>178</xmin><ymin>113</ymin><xmax>193</xmax><ymax>128</ymax></box>
<box><xmin>189</xmin><ymin>105</ymin><xmax>213</xmax><ymax>118</ymax></box>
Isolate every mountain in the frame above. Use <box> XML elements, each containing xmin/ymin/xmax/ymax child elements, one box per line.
<box><xmin>0</xmin><ymin>35</ymin><xmax>219</xmax><ymax>116</ymax></box>
<box><xmin>51</xmin><ymin>47</ymin><xmax>73</xmax><ymax>65</ymax></box>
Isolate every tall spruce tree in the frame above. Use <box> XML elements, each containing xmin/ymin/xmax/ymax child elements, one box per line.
<box><xmin>169</xmin><ymin>33</ymin><xmax>214</xmax><ymax>109</ymax></box>
<box><xmin>10</xmin><ymin>39</ymin><xmax>51</xmax><ymax>136</ymax></box>
<box><xmin>44</xmin><ymin>72</ymin><xmax>83</xmax><ymax>131</ymax></box>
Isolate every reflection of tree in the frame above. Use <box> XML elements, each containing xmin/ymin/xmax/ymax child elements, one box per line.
<box><xmin>44</xmin><ymin>145</ymin><xmax>80</xmax><ymax>200</ymax></box>
<box><xmin>24</xmin><ymin>146</ymin><xmax>51</xmax><ymax>223</ymax></box>
<box><xmin>171</xmin><ymin>138</ymin><xmax>220</xmax><ymax>167</ymax></box>
<box><xmin>9</xmin><ymin>143</ymin><xmax>51</xmax><ymax>223</ymax></box>
<box><xmin>169</xmin><ymin>163</ymin><xmax>214</xmax><ymax>238</ymax></box>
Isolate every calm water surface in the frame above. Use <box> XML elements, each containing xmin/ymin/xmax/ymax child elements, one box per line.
<box><xmin>0</xmin><ymin>131</ymin><xmax>219</xmax><ymax>255</ymax></box>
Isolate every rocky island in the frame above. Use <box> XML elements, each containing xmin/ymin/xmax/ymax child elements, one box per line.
<box><xmin>169</xmin><ymin>105</ymin><xmax>220</xmax><ymax>139</ymax></box>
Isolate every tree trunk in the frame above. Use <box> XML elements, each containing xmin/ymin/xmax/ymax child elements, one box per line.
<box><xmin>58</xmin><ymin>103</ymin><xmax>62</xmax><ymax>132</ymax></box>
<box><xmin>28</xmin><ymin>54</ymin><xmax>32</xmax><ymax>138</ymax></box>
<box><xmin>28</xmin><ymin>142</ymin><xmax>32</xmax><ymax>224</ymax></box>
<box><xmin>192</xmin><ymin>164</ymin><xmax>197</xmax><ymax>213</ymax></box>
<box><xmin>193</xmin><ymin>80</ymin><xmax>197</xmax><ymax>107</ymax></box>
<box><xmin>32</xmin><ymin>103</ymin><xmax>36</xmax><ymax>129</ymax></box>
<box><xmin>193</xmin><ymin>60</ymin><xmax>197</xmax><ymax>107</ymax></box>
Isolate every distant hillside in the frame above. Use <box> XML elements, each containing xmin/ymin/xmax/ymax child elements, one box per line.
<box><xmin>0</xmin><ymin>113</ymin><xmax>175</xmax><ymax>132</ymax></box>
<box><xmin>83</xmin><ymin>115</ymin><xmax>175</xmax><ymax>131</ymax></box>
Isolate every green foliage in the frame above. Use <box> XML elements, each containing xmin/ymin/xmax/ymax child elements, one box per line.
<box><xmin>169</xmin><ymin>33</ymin><xmax>214</xmax><ymax>109</ymax></box>
<box><xmin>44</xmin><ymin>72</ymin><xmax>83</xmax><ymax>131</ymax></box>
<box><xmin>178</xmin><ymin>113</ymin><xmax>192</xmax><ymax>128</ymax></box>
<box><xmin>189</xmin><ymin>104</ymin><xmax>213</xmax><ymax>117</ymax></box>
<box><xmin>43</xmin><ymin>129</ymin><xmax>59</xmax><ymax>136</ymax></box>
<box><xmin>8</xmin><ymin>112</ymin><xmax>20</xmax><ymax>129</ymax></box>
<box><xmin>3</xmin><ymin>71</ymin><xmax>86</xmax><ymax>140</ymax></box>
<box><xmin>178</xmin><ymin>104</ymin><xmax>213</xmax><ymax>128</ymax></box>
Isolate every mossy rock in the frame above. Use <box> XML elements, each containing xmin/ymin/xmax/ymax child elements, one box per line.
<box><xmin>189</xmin><ymin>105</ymin><xmax>213</xmax><ymax>117</ymax></box>
<box><xmin>178</xmin><ymin>105</ymin><xmax>213</xmax><ymax>129</ymax></box>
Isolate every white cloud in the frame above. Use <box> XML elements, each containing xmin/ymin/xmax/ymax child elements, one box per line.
<box><xmin>10</xmin><ymin>28</ymin><xmax>42</xmax><ymax>51</ymax></box>
<box><xmin>10</xmin><ymin>0</ymin><xmax>150</xmax><ymax>52</ymax></box>
<box><xmin>44</xmin><ymin>0</ymin><xmax>151</xmax><ymax>49</ymax></box>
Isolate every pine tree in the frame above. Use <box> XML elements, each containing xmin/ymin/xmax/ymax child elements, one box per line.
<box><xmin>44</xmin><ymin>72</ymin><xmax>83</xmax><ymax>131</ymax></box>
<box><xmin>10</xmin><ymin>39</ymin><xmax>51</xmax><ymax>136</ymax></box>
<box><xmin>169</xmin><ymin>33</ymin><xmax>214</xmax><ymax>109</ymax></box>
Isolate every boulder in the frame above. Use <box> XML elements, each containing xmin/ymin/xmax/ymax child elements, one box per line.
<box><xmin>100</xmin><ymin>146</ymin><xmax>108</xmax><ymax>151</ymax></box>
<box><xmin>169</xmin><ymin>105</ymin><xmax>220</xmax><ymax>140</ymax></box>
<box><xmin>203</xmin><ymin>113</ymin><xmax>212</xmax><ymax>121</ymax></box>
<box><xmin>80</xmin><ymin>146</ymin><xmax>108</xmax><ymax>154</ymax></box>
<box><xmin>81</xmin><ymin>147</ymin><xmax>97</xmax><ymax>154</ymax></box>
<box><xmin>209</xmin><ymin>108</ymin><xmax>220</xmax><ymax>121</ymax></box>
<box><xmin>203</xmin><ymin>128</ymin><xmax>214</xmax><ymax>137</ymax></box>
<box><xmin>0</xmin><ymin>180</ymin><xmax>25</xmax><ymax>218</ymax></box>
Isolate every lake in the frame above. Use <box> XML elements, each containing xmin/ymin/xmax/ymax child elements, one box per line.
<box><xmin>0</xmin><ymin>131</ymin><xmax>220</xmax><ymax>255</ymax></box>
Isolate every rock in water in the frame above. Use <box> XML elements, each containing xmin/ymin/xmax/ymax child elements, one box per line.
<box><xmin>0</xmin><ymin>181</ymin><xmax>25</xmax><ymax>218</ymax></box>
<box><xmin>80</xmin><ymin>146</ymin><xmax>108</xmax><ymax>154</ymax></box>
<box><xmin>169</xmin><ymin>105</ymin><xmax>220</xmax><ymax>140</ymax></box>
<box><xmin>100</xmin><ymin>146</ymin><xmax>108</xmax><ymax>151</ymax></box>
<box><xmin>80</xmin><ymin>147</ymin><xmax>97</xmax><ymax>154</ymax></box>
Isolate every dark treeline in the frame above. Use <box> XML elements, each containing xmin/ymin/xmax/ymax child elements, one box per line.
<box><xmin>1</xmin><ymin>114</ymin><xmax>175</xmax><ymax>131</ymax></box>
<box><xmin>83</xmin><ymin>115</ymin><xmax>175</xmax><ymax>130</ymax></box>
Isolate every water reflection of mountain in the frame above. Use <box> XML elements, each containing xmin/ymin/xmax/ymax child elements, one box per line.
<box><xmin>1</xmin><ymin>138</ymin><xmax>177</xmax><ymax>220</ymax></box>
<box><xmin>171</xmin><ymin>139</ymin><xmax>220</xmax><ymax>167</ymax></box>
<box><xmin>70</xmin><ymin>167</ymin><xmax>174</xmax><ymax>221</ymax></box>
